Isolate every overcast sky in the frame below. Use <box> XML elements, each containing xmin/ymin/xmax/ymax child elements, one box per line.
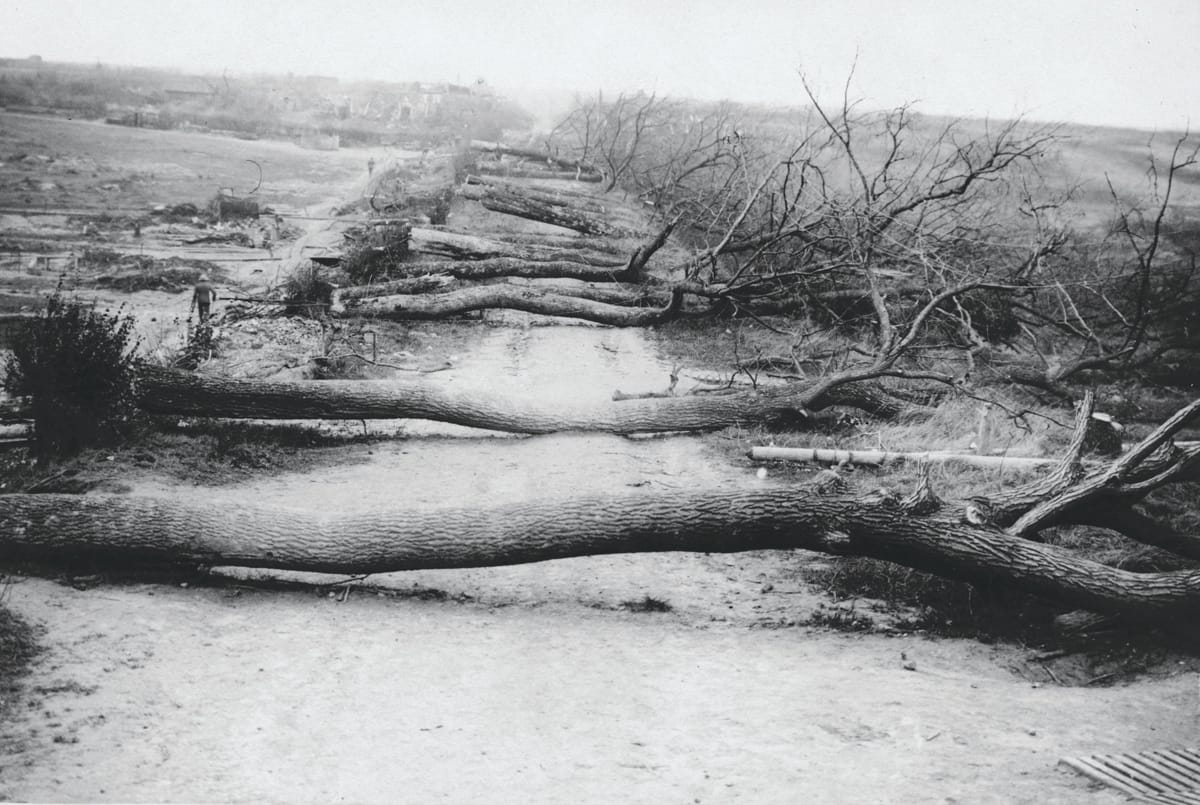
<box><xmin>3</xmin><ymin>0</ymin><xmax>1196</xmax><ymax>130</ymax></box>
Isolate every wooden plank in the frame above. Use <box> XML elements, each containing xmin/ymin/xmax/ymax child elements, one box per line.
<box><xmin>1159</xmin><ymin>750</ymin><xmax>1200</xmax><ymax>777</ymax></box>
<box><xmin>1127</xmin><ymin>753</ymin><xmax>1200</xmax><ymax>790</ymax></box>
<box><xmin>1148</xmin><ymin>793</ymin><xmax>1200</xmax><ymax>805</ymax></box>
<box><xmin>1101</xmin><ymin>753</ymin><xmax>1173</xmax><ymax>793</ymax></box>
<box><xmin>1060</xmin><ymin>756</ymin><xmax>1151</xmax><ymax>797</ymax></box>
<box><xmin>1062</xmin><ymin>750</ymin><xmax>1200</xmax><ymax>802</ymax></box>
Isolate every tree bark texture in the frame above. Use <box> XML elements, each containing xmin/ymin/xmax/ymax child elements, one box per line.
<box><xmin>409</xmin><ymin>228</ymin><xmax>625</xmax><ymax>267</ymax></box>
<box><xmin>469</xmin><ymin>140</ymin><xmax>600</xmax><ymax>176</ymax></box>
<box><xmin>465</xmin><ymin>175</ymin><xmax>617</xmax><ymax>215</ymax></box>
<box><xmin>475</xmin><ymin>164</ymin><xmax>604</xmax><ymax>183</ymax></box>
<box><xmin>356</xmin><ymin>257</ymin><xmax>641</xmax><ymax>285</ymax></box>
<box><xmin>338</xmin><ymin>278</ymin><xmax>667</xmax><ymax>307</ymax></box>
<box><xmin>134</xmin><ymin>366</ymin><xmax>892</xmax><ymax>433</ymax></box>
<box><xmin>5</xmin><ymin>488</ymin><xmax>1200</xmax><ymax>618</ymax></box>
<box><xmin>472</xmin><ymin>187</ymin><xmax>639</xmax><ymax>238</ymax></box>
<box><xmin>339</xmin><ymin>284</ymin><xmax>682</xmax><ymax>326</ymax></box>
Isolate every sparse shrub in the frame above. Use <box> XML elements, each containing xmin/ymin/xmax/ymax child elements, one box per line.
<box><xmin>173</xmin><ymin>321</ymin><xmax>216</xmax><ymax>370</ymax></box>
<box><xmin>807</xmin><ymin>604</ymin><xmax>875</xmax><ymax>632</ymax></box>
<box><xmin>282</xmin><ymin>263</ymin><xmax>335</xmax><ymax>318</ymax></box>
<box><xmin>3</xmin><ymin>292</ymin><xmax>141</xmax><ymax>458</ymax></box>
<box><xmin>0</xmin><ymin>596</ymin><xmax>40</xmax><ymax>692</ymax></box>
<box><xmin>340</xmin><ymin>221</ymin><xmax>411</xmax><ymax>286</ymax></box>
<box><xmin>621</xmin><ymin>595</ymin><xmax>673</xmax><ymax>613</ymax></box>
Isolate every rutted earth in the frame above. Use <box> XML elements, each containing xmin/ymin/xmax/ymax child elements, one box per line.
<box><xmin>1</xmin><ymin>114</ymin><xmax>1197</xmax><ymax>803</ymax></box>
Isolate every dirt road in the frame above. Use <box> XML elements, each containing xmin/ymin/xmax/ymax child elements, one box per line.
<box><xmin>5</xmin><ymin>577</ymin><xmax>1193</xmax><ymax>804</ymax></box>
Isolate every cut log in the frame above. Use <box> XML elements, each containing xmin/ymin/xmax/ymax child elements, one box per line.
<box><xmin>476</xmin><ymin>164</ymin><xmax>604</xmax><ymax>183</ymax></box>
<box><xmin>337</xmin><ymin>274</ymin><xmax>458</xmax><ymax>299</ymax></box>
<box><xmin>340</xmin><ymin>284</ymin><xmax>683</xmax><ymax>326</ymax></box>
<box><xmin>409</xmin><ymin>228</ymin><xmax>625</xmax><ymax>267</ymax></box>
<box><xmin>751</xmin><ymin>446</ymin><xmax>1057</xmax><ymax>470</ymax></box>
<box><xmin>338</xmin><ymin>278</ymin><xmax>668</xmax><ymax>306</ymax></box>
<box><xmin>467</xmin><ymin>230</ymin><xmax>627</xmax><ymax>254</ymax></box>
<box><xmin>5</xmin><ymin>487</ymin><xmax>1200</xmax><ymax>618</ymax></box>
<box><xmin>472</xmin><ymin>186</ymin><xmax>639</xmax><ymax>237</ymax></box>
<box><xmin>469</xmin><ymin>140</ymin><xmax>599</xmax><ymax>176</ymax></box>
<box><xmin>134</xmin><ymin>365</ymin><xmax>898</xmax><ymax>433</ymax></box>
<box><xmin>362</xmin><ymin>257</ymin><xmax>641</xmax><ymax>284</ymax></box>
<box><xmin>465</xmin><ymin>175</ymin><xmax>615</xmax><ymax>214</ymax></box>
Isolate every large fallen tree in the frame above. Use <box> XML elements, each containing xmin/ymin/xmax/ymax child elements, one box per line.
<box><xmin>132</xmin><ymin>365</ymin><xmax>909</xmax><ymax>431</ymax></box>
<box><xmin>461</xmin><ymin>180</ymin><xmax>641</xmax><ymax>238</ymax></box>
<box><xmin>337</xmin><ymin>277</ymin><xmax>668</xmax><ymax>307</ymax></box>
<box><xmin>409</xmin><ymin>228</ymin><xmax>626</xmax><ymax>267</ymax></box>
<box><xmin>6</xmin><ymin>395</ymin><xmax>1200</xmax><ymax>619</ymax></box>
<box><xmin>464</xmin><ymin>175</ymin><xmax>621</xmax><ymax>215</ymax></box>
<box><xmin>341</xmin><ymin>257</ymin><xmax>645</xmax><ymax>289</ymax></box>
<box><xmin>338</xmin><ymin>284</ymin><xmax>683</xmax><ymax>327</ymax></box>
<box><xmin>469</xmin><ymin>139</ymin><xmax>600</xmax><ymax>176</ymax></box>
<box><xmin>475</xmin><ymin>164</ymin><xmax>604</xmax><ymax>182</ymax></box>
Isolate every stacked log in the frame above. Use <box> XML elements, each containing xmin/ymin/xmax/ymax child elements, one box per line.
<box><xmin>469</xmin><ymin>140</ymin><xmax>599</xmax><ymax>177</ymax></box>
<box><xmin>409</xmin><ymin>228</ymin><xmax>626</xmax><ymax>267</ymax></box>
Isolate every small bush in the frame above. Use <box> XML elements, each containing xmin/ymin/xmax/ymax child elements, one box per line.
<box><xmin>341</xmin><ymin>221</ymin><xmax>411</xmax><ymax>286</ymax></box>
<box><xmin>173</xmin><ymin>321</ymin><xmax>217</xmax><ymax>371</ymax></box>
<box><xmin>621</xmin><ymin>595</ymin><xmax>673</xmax><ymax>613</ymax></box>
<box><xmin>0</xmin><ymin>600</ymin><xmax>40</xmax><ymax>689</ymax></box>
<box><xmin>4</xmin><ymin>292</ymin><xmax>141</xmax><ymax>458</ymax></box>
<box><xmin>282</xmin><ymin>263</ymin><xmax>335</xmax><ymax>318</ymax></box>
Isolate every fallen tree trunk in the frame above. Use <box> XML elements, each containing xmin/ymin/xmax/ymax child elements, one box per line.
<box><xmin>134</xmin><ymin>365</ymin><xmax>901</xmax><ymax>432</ymax></box>
<box><xmin>5</xmin><ymin>486</ymin><xmax>1200</xmax><ymax>618</ymax></box>
<box><xmin>470</xmin><ymin>140</ymin><xmax>599</xmax><ymax>176</ymax></box>
<box><xmin>473</xmin><ymin>230</ymin><xmax>628</xmax><ymax>254</ymax></box>
<box><xmin>472</xmin><ymin>186</ymin><xmax>639</xmax><ymax>238</ymax></box>
<box><xmin>476</xmin><ymin>164</ymin><xmax>604</xmax><ymax>182</ymax></box>
<box><xmin>462</xmin><ymin>177</ymin><xmax>644</xmax><ymax>231</ymax></box>
<box><xmin>337</xmin><ymin>274</ymin><xmax>459</xmax><ymax>299</ymax></box>
<box><xmin>339</xmin><ymin>284</ymin><xmax>683</xmax><ymax>326</ymax></box>
<box><xmin>409</xmin><ymin>228</ymin><xmax>625</xmax><ymax>267</ymax></box>
<box><xmin>351</xmin><ymin>257</ymin><xmax>642</xmax><ymax>285</ymax></box>
<box><xmin>465</xmin><ymin>175</ymin><xmax>616</xmax><ymax>215</ymax></box>
<box><xmin>463</xmin><ymin>175</ymin><xmax>604</xmax><ymax>209</ymax></box>
<box><xmin>338</xmin><ymin>277</ymin><xmax>668</xmax><ymax>306</ymax></box>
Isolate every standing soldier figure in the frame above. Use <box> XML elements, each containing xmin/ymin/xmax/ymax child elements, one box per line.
<box><xmin>190</xmin><ymin>273</ymin><xmax>217</xmax><ymax>323</ymax></box>
<box><xmin>367</xmin><ymin>157</ymin><xmax>376</xmax><ymax>177</ymax></box>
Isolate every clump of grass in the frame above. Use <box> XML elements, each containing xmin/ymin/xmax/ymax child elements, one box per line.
<box><xmin>864</xmin><ymin>395</ymin><xmax>1057</xmax><ymax>456</ymax></box>
<box><xmin>806</xmin><ymin>604</ymin><xmax>875</xmax><ymax>632</ymax></box>
<box><xmin>621</xmin><ymin>595</ymin><xmax>673</xmax><ymax>613</ymax></box>
<box><xmin>802</xmin><ymin>556</ymin><xmax>1058</xmax><ymax>641</ymax></box>
<box><xmin>0</xmin><ymin>584</ymin><xmax>42</xmax><ymax>697</ymax></box>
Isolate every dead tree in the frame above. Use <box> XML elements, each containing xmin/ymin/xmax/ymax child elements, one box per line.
<box><xmin>132</xmin><ymin>362</ymin><xmax>909</xmax><ymax>432</ymax></box>
<box><xmin>475</xmin><ymin>164</ymin><xmax>604</xmax><ymax>183</ymax></box>
<box><xmin>6</xmin><ymin>394</ymin><xmax>1200</xmax><ymax>620</ymax></box>
<box><xmin>338</xmin><ymin>285</ymin><xmax>683</xmax><ymax>327</ymax></box>
<box><xmin>996</xmin><ymin>132</ymin><xmax>1200</xmax><ymax>399</ymax></box>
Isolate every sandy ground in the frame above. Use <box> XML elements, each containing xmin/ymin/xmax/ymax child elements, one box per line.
<box><xmin>3</xmin><ymin>577</ymin><xmax>1196</xmax><ymax>804</ymax></box>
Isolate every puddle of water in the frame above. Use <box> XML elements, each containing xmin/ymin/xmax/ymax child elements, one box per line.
<box><xmin>399</xmin><ymin>323</ymin><xmax>708</xmax><ymax>438</ymax></box>
<box><xmin>439</xmin><ymin>324</ymin><xmax>678</xmax><ymax>400</ymax></box>
<box><xmin>130</xmin><ymin>323</ymin><xmax>767</xmax><ymax>513</ymax></box>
